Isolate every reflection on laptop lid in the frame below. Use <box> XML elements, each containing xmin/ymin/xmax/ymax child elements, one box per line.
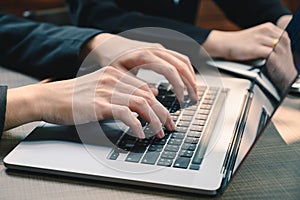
<box><xmin>3</xmin><ymin>9</ymin><xmax>300</xmax><ymax>196</ymax></box>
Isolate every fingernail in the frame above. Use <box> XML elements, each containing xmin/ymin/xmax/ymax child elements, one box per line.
<box><xmin>169</xmin><ymin>120</ymin><xmax>176</xmax><ymax>130</ymax></box>
<box><xmin>159</xmin><ymin>129</ymin><xmax>165</xmax><ymax>138</ymax></box>
<box><xmin>138</xmin><ymin>131</ymin><xmax>145</xmax><ymax>139</ymax></box>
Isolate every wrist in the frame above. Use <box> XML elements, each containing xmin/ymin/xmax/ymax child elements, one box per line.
<box><xmin>79</xmin><ymin>33</ymin><xmax>114</xmax><ymax>61</ymax></box>
<box><xmin>5</xmin><ymin>84</ymin><xmax>44</xmax><ymax>130</ymax></box>
<box><xmin>202</xmin><ymin>30</ymin><xmax>231</xmax><ymax>59</ymax></box>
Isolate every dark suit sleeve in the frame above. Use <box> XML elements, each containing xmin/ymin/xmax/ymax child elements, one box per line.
<box><xmin>0</xmin><ymin>13</ymin><xmax>102</xmax><ymax>80</ymax></box>
<box><xmin>64</xmin><ymin>0</ymin><xmax>211</xmax><ymax>44</ymax></box>
<box><xmin>214</xmin><ymin>0</ymin><xmax>291</xmax><ymax>28</ymax></box>
<box><xmin>0</xmin><ymin>85</ymin><xmax>7</xmax><ymax>138</ymax></box>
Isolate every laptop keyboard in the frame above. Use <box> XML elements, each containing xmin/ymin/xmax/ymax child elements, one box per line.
<box><xmin>108</xmin><ymin>83</ymin><xmax>228</xmax><ymax>170</ymax></box>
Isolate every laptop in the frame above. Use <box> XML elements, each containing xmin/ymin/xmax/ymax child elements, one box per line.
<box><xmin>3</xmin><ymin>10</ymin><xmax>300</xmax><ymax>196</ymax></box>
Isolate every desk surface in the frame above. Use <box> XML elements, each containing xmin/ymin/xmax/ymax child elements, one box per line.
<box><xmin>0</xmin><ymin>67</ymin><xmax>300</xmax><ymax>200</ymax></box>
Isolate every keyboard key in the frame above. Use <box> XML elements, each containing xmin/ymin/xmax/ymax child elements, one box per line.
<box><xmin>184</xmin><ymin>137</ymin><xmax>199</xmax><ymax>144</ymax></box>
<box><xmin>165</xmin><ymin>145</ymin><xmax>180</xmax><ymax>152</ymax></box>
<box><xmin>208</xmin><ymin>88</ymin><xmax>219</xmax><ymax>94</ymax></box>
<box><xmin>197</xmin><ymin>86</ymin><xmax>207</xmax><ymax>92</ymax></box>
<box><xmin>176</xmin><ymin>127</ymin><xmax>188</xmax><ymax>133</ymax></box>
<box><xmin>122</xmin><ymin>133</ymin><xmax>137</xmax><ymax>141</ymax></box>
<box><xmin>153</xmin><ymin>138</ymin><xmax>167</xmax><ymax>145</ymax></box>
<box><xmin>109</xmin><ymin>151</ymin><xmax>119</xmax><ymax>160</ymax></box>
<box><xmin>168</xmin><ymin>138</ymin><xmax>183</xmax><ymax>146</ymax></box>
<box><xmin>192</xmin><ymin>151</ymin><xmax>203</xmax><ymax>165</ymax></box>
<box><xmin>204</xmin><ymin>95</ymin><xmax>216</xmax><ymax>101</ymax></box>
<box><xmin>144</xmin><ymin>127</ymin><xmax>154</xmax><ymax>138</ymax></box>
<box><xmin>157</xmin><ymin>158</ymin><xmax>173</xmax><ymax>167</ymax></box>
<box><xmin>189</xmin><ymin>164</ymin><xmax>200</xmax><ymax>170</ymax></box>
<box><xmin>187</xmin><ymin>131</ymin><xmax>202</xmax><ymax>138</ymax></box>
<box><xmin>182</xmin><ymin>110</ymin><xmax>195</xmax><ymax>116</ymax></box>
<box><xmin>190</xmin><ymin>125</ymin><xmax>204</xmax><ymax>132</ymax></box>
<box><xmin>185</xmin><ymin>105</ymin><xmax>198</xmax><ymax>111</ymax></box>
<box><xmin>118</xmin><ymin>140</ymin><xmax>136</xmax><ymax>149</ymax></box>
<box><xmin>131</xmin><ymin>145</ymin><xmax>147</xmax><ymax>153</ymax></box>
<box><xmin>203</xmin><ymin>99</ymin><xmax>214</xmax><ymax>105</ymax></box>
<box><xmin>199</xmin><ymin>109</ymin><xmax>210</xmax><ymax>115</ymax></box>
<box><xmin>200</xmin><ymin>104</ymin><xmax>212</xmax><ymax>110</ymax></box>
<box><xmin>192</xmin><ymin>119</ymin><xmax>206</xmax><ymax>126</ymax></box>
<box><xmin>136</xmin><ymin>138</ymin><xmax>152</xmax><ymax>147</ymax></box>
<box><xmin>171</xmin><ymin>110</ymin><xmax>181</xmax><ymax>116</ymax></box>
<box><xmin>141</xmin><ymin>152</ymin><xmax>160</xmax><ymax>165</ymax></box>
<box><xmin>180</xmin><ymin>115</ymin><xmax>194</xmax><ymax>121</ymax></box>
<box><xmin>173</xmin><ymin>157</ymin><xmax>191</xmax><ymax>169</ymax></box>
<box><xmin>171</xmin><ymin>132</ymin><xmax>185</xmax><ymax>139</ymax></box>
<box><xmin>181</xmin><ymin>143</ymin><xmax>197</xmax><ymax>151</ymax></box>
<box><xmin>195</xmin><ymin>114</ymin><xmax>208</xmax><ymax>120</ymax></box>
<box><xmin>171</xmin><ymin>115</ymin><xmax>179</xmax><ymax>122</ymax></box>
<box><xmin>148</xmin><ymin>145</ymin><xmax>164</xmax><ymax>152</ymax></box>
<box><xmin>117</xmin><ymin>144</ymin><xmax>133</xmax><ymax>152</ymax></box>
<box><xmin>179</xmin><ymin>150</ymin><xmax>194</xmax><ymax>158</ymax></box>
<box><xmin>125</xmin><ymin>152</ymin><xmax>143</xmax><ymax>163</ymax></box>
<box><xmin>177</xmin><ymin>121</ymin><xmax>190</xmax><ymax>127</ymax></box>
<box><xmin>161</xmin><ymin>151</ymin><xmax>177</xmax><ymax>159</ymax></box>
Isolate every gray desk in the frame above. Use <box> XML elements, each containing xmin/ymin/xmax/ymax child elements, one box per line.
<box><xmin>1</xmin><ymin>67</ymin><xmax>299</xmax><ymax>200</ymax></box>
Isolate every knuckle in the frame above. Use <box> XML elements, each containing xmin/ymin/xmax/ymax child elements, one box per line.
<box><xmin>99</xmin><ymin>75</ymin><xmax>117</xmax><ymax>86</ymax></box>
<box><xmin>144</xmin><ymin>92</ymin><xmax>156</xmax><ymax>104</ymax></box>
<box><xmin>155</xmin><ymin>42</ymin><xmax>164</xmax><ymax>48</ymax></box>
<box><xmin>134</xmin><ymin>97</ymin><xmax>148</xmax><ymax>107</ymax></box>
<box><xmin>261</xmin><ymin>22</ymin><xmax>275</xmax><ymax>32</ymax></box>
<box><xmin>103</xmin><ymin>65</ymin><xmax>116</xmax><ymax>73</ymax></box>
<box><xmin>137</xmin><ymin>50</ymin><xmax>153</xmax><ymax>63</ymax></box>
<box><xmin>139</xmin><ymin>83</ymin><xmax>151</xmax><ymax>91</ymax></box>
<box><xmin>265</xmin><ymin>22</ymin><xmax>275</xmax><ymax>28</ymax></box>
<box><xmin>281</xmin><ymin>31</ymin><xmax>290</xmax><ymax>43</ymax></box>
<box><xmin>152</xmin><ymin>43</ymin><xmax>164</xmax><ymax>49</ymax></box>
<box><xmin>120</xmin><ymin>106</ymin><xmax>131</xmax><ymax>115</ymax></box>
<box><xmin>163</xmin><ymin>64</ymin><xmax>176</xmax><ymax>74</ymax></box>
<box><xmin>181</xmin><ymin>54</ymin><xmax>190</xmax><ymax>62</ymax></box>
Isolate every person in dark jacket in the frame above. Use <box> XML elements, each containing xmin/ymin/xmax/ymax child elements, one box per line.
<box><xmin>65</xmin><ymin>0</ymin><xmax>292</xmax><ymax>61</ymax></box>
<box><xmin>0</xmin><ymin>12</ymin><xmax>201</xmax><ymax>139</ymax></box>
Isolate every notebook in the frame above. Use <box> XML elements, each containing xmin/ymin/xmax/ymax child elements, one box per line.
<box><xmin>4</xmin><ymin>10</ymin><xmax>300</xmax><ymax>195</ymax></box>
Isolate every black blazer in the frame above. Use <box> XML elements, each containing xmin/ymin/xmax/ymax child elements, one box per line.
<box><xmin>0</xmin><ymin>13</ymin><xmax>102</xmax><ymax>136</ymax></box>
<box><xmin>65</xmin><ymin>0</ymin><xmax>291</xmax><ymax>44</ymax></box>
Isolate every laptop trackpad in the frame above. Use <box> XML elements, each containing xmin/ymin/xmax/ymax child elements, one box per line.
<box><xmin>25</xmin><ymin>120</ymin><xmax>126</xmax><ymax>148</ymax></box>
